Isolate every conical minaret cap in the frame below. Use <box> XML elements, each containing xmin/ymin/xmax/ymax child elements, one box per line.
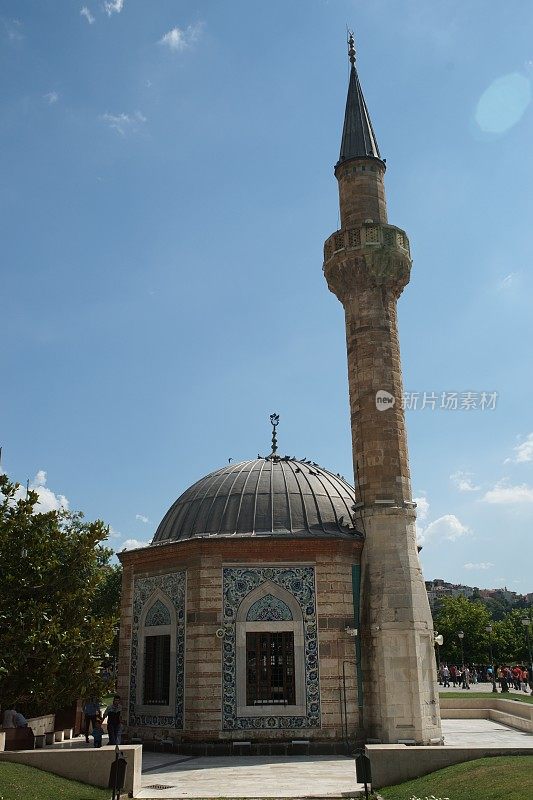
<box><xmin>337</xmin><ymin>33</ymin><xmax>381</xmax><ymax>164</ymax></box>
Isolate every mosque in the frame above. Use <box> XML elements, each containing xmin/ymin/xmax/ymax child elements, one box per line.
<box><xmin>117</xmin><ymin>35</ymin><xmax>442</xmax><ymax>752</ymax></box>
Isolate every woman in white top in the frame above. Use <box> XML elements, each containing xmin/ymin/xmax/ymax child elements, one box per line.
<box><xmin>2</xmin><ymin>707</ymin><xmax>17</xmax><ymax>728</ymax></box>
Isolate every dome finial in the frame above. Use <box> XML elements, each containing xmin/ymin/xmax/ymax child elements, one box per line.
<box><xmin>347</xmin><ymin>29</ymin><xmax>356</xmax><ymax>66</ymax></box>
<box><xmin>269</xmin><ymin>413</ymin><xmax>280</xmax><ymax>456</ymax></box>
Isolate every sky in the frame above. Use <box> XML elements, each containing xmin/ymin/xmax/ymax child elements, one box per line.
<box><xmin>1</xmin><ymin>1</ymin><xmax>533</xmax><ymax>592</ymax></box>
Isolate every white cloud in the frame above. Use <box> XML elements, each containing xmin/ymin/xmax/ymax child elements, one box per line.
<box><xmin>482</xmin><ymin>480</ymin><xmax>533</xmax><ymax>504</ymax></box>
<box><xmin>121</xmin><ymin>538</ymin><xmax>149</xmax><ymax>551</ymax></box>
<box><xmin>414</xmin><ymin>495</ymin><xmax>429</xmax><ymax>521</ymax></box>
<box><xmin>159</xmin><ymin>22</ymin><xmax>203</xmax><ymax>52</ymax></box>
<box><xmin>4</xmin><ymin>19</ymin><xmax>24</xmax><ymax>42</ymax></box>
<box><xmin>450</xmin><ymin>470</ymin><xmax>480</xmax><ymax>492</ymax></box>
<box><xmin>498</xmin><ymin>272</ymin><xmax>518</xmax><ymax>290</ymax></box>
<box><xmin>103</xmin><ymin>0</ymin><xmax>124</xmax><ymax>16</ymax></box>
<box><xmin>100</xmin><ymin>110</ymin><xmax>146</xmax><ymax>136</ymax></box>
<box><xmin>13</xmin><ymin>470</ymin><xmax>70</xmax><ymax>514</ymax></box>
<box><xmin>418</xmin><ymin>514</ymin><xmax>470</xmax><ymax>546</ymax></box>
<box><xmin>506</xmin><ymin>433</ymin><xmax>533</xmax><ymax>464</ymax></box>
<box><xmin>80</xmin><ymin>6</ymin><xmax>95</xmax><ymax>24</ymax></box>
<box><xmin>136</xmin><ymin>514</ymin><xmax>150</xmax><ymax>524</ymax></box>
<box><xmin>44</xmin><ymin>91</ymin><xmax>59</xmax><ymax>104</ymax></box>
<box><xmin>464</xmin><ymin>562</ymin><xmax>494</xmax><ymax>570</ymax></box>
<box><xmin>107</xmin><ymin>525</ymin><xmax>122</xmax><ymax>539</ymax></box>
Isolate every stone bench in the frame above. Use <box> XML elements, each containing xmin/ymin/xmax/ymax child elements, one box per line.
<box><xmin>232</xmin><ymin>740</ymin><xmax>251</xmax><ymax>755</ymax></box>
<box><xmin>1</xmin><ymin>727</ymin><xmax>35</xmax><ymax>751</ymax></box>
<box><xmin>291</xmin><ymin>739</ymin><xmax>310</xmax><ymax>754</ymax></box>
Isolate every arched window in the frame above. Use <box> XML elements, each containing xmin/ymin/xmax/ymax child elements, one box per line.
<box><xmin>136</xmin><ymin>591</ymin><xmax>176</xmax><ymax>714</ymax></box>
<box><xmin>235</xmin><ymin>581</ymin><xmax>306</xmax><ymax>718</ymax></box>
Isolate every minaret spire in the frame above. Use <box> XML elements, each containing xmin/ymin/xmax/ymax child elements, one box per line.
<box><xmin>322</xmin><ymin>38</ymin><xmax>442</xmax><ymax>746</ymax></box>
<box><xmin>338</xmin><ymin>31</ymin><xmax>381</xmax><ymax>165</ymax></box>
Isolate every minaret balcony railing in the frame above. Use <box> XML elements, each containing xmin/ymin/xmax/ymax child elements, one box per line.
<box><xmin>323</xmin><ymin>223</ymin><xmax>410</xmax><ymax>266</ymax></box>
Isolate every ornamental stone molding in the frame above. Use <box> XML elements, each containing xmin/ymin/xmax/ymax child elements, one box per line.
<box><xmin>323</xmin><ymin>223</ymin><xmax>412</xmax><ymax>301</ymax></box>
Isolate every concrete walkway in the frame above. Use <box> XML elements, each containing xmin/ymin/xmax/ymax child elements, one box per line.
<box><xmin>134</xmin><ymin>718</ymin><xmax>533</xmax><ymax>799</ymax></box>
<box><xmin>137</xmin><ymin>754</ymin><xmax>363</xmax><ymax>799</ymax></box>
<box><xmin>439</xmin><ymin>681</ymin><xmax>532</xmax><ymax>696</ymax></box>
<box><xmin>442</xmin><ymin>717</ymin><xmax>533</xmax><ymax>746</ymax></box>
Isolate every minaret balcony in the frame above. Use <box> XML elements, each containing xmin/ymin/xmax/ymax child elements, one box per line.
<box><xmin>323</xmin><ymin>223</ymin><xmax>410</xmax><ymax>265</ymax></box>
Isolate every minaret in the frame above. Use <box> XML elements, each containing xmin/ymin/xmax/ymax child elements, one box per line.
<box><xmin>324</xmin><ymin>34</ymin><xmax>442</xmax><ymax>745</ymax></box>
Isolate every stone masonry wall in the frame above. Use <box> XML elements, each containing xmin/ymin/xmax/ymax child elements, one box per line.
<box><xmin>118</xmin><ymin>537</ymin><xmax>362</xmax><ymax>743</ymax></box>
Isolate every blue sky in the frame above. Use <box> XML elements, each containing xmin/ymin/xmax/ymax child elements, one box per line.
<box><xmin>2</xmin><ymin>1</ymin><xmax>533</xmax><ymax>592</ymax></box>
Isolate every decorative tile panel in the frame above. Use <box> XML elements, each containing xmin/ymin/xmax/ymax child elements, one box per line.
<box><xmin>246</xmin><ymin>593</ymin><xmax>293</xmax><ymax>622</ymax></box>
<box><xmin>129</xmin><ymin>572</ymin><xmax>186</xmax><ymax>728</ymax></box>
<box><xmin>145</xmin><ymin>599</ymin><xmax>172</xmax><ymax>627</ymax></box>
<box><xmin>222</xmin><ymin>566</ymin><xmax>320</xmax><ymax>730</ymax></box>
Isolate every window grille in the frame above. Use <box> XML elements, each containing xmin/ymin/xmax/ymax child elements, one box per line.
<box><xmin>143</xmin><ymin>634</ymin><xmax>170</xmax><ymax>705</ymax></box>
<box><xmin>348</xmin><ymin>229</ymin><xmax>361</xmax><ymax>247</ymax></box>
<box><xmin>334</xmin><ymin>233</ymin><xmax>345</xmax><ymax>251</ymax></box>
<box><xmin>383</xmin><ymin>229</ymin><xmax>394</xmax><ymax>246</ymax></box>
<box><xmin>246</xmin><ymin>631</ymin><xmax>295</xmax><ymax>706</ymax></box>
<box><xmin>364</xmin><ymin>226</ymin><xmax>379</xmax><ymax>244</ymax></box>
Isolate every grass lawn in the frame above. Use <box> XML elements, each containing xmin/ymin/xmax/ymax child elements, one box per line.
<box><xmin>439</xmin><ymin>691</ymin><xmax>533</xmax><ymax>704</ymax></box>
<box><xmin>0</xmin><ymin>762</ymin><xmax>109</xmax><ymax>800</ymax></box>
<box><xmin>378</xmin><ymin>755</ymin><xmax>533</xmax><ymax>800</ymax></box>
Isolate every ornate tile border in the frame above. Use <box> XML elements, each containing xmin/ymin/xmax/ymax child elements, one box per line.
<box><xmin>129</xmin><ymin>572</ymin><xmax>186</xmax><ymax>728</ymax></box>
<box><xmin>222</xmin><ymin>566</ymin><xmax>320</xmax><ymax>730</ymax></box>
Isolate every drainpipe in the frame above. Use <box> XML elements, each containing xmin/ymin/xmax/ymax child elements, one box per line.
<box><xmin>351</xmin><ymin>565</ymin><xmax>363</xmax><ymax>714</ymax></box>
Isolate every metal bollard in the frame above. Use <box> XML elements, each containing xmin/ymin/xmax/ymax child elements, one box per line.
<box><xmin>355</xmin><ymin>750</ymin><xmax>371</xmax><ymax>800</ymax></box>
<box><xmin>108</xmin><ymin>745</ymin><xmax>128</xmax><ymax>800</ymax></box>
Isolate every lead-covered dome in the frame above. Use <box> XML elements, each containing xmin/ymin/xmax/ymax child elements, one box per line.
<box><xmin>152</xmin><ymin>457</ymin><xmax>360</xmax><ymax>543</ymax></box>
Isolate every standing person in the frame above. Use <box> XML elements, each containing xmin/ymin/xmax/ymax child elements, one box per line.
<box><xmin>450</xmin><ymin>664</ymin><xmax>457</xmax><ymax>688</ymax></box>
<box><xmin>91</xmin><ymin>715</ymin><xmax>104</xmax><ymax>748</ymax></box>
<box><xmin>2</xmin><ymin>706</ymin><xmax>17</xmax><ymax>728</ymax></box>
<box><xmin>103</xmin><ymin>694</ymin><xmax>122</xmax><ymax>745</ymax></box>
<box><xmin>522</xmin><ymin>667</ymin><xmax>530</xmax><ymax>693</ymax></box>
<box><xmin>501</xmin><ymin>667</ymin><xmax>510</xmax><ymax>693</ymax></box>
<box><xmin>83</xmin><ymin>697</ymin><xmax>100</xmax><ymax>743</ymax></box>
<box><xmin>462</xmin><ymin>665</ymin><xmax>470</xmax><ymax>689</ymax></box>
<box><xmin>441</xmin><ymin>664</ymin><xmax>450</xmax><ymax>687</ymax></box>
<box><xmin>512</xmin><ymin>666</ymin><xmax>521</xmax><ymax>691</ymax></box>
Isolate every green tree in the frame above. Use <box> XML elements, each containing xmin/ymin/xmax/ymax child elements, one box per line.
<box><xmin>433</xmin><ymin>595</ymin><xmax>493</xmax><ymax>664</ymax></box>
<box><xmin>493</xmin><ymin>609</ymin><xmax>532</xmax><ymax>665</ymax></box>
<box><xmin>0</xmin><ymin>473</ymin><xmax>121</xmax><ymax>716</ymax></box>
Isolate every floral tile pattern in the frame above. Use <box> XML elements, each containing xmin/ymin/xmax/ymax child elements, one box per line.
<box><xmin>129</xmin><ymin>571</ymin><xmax>186</xmax><ymax>728</ymax></box>
<box><xmin>246</xmin><ymin>593</ymin><xmax>293</xmax><ymax>622</ymax></box>
<box><xmin>145</xmin><ymin>598</ymin><xmax>172</xmax><ymax>626</ymax></box>
<box><xmin>222</xmin><ymin>566</ymin><xmax>320</xmax><ymax>730</ymax></box>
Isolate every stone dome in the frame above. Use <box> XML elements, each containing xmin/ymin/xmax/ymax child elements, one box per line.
<box><xmin>152</xmin><ymin>457</ymin><xmax>361</xmax><ymax>543</ymax></box>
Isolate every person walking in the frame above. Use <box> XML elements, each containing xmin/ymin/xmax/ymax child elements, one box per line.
<box><xmin>91</xmin><ymin>715</ymin><xmax>104</xmax><ymax>748</ymax></box>
<box><xmin>83</xmin><ymin>697</ymin><xmax>100</xmax><ymax>743</ymax></box>
<box><xmin>102</xmin><ymin>694</ymin><xmax>122</xmax><ymax>745</ymax></box>
<box><xmin>441</xmin><ymin>664</ymin><xmax>450</xmax><ymax>687</ymax></box>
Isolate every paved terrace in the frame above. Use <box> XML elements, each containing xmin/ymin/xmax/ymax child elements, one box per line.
<box><xmin>44</xmin><ymin>712</ymin><xmax>533</xmax><ymax>798</ymax></box>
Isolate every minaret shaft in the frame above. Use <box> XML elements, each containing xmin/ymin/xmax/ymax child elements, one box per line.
<box><xmin>324</xmin><ymin>42</ymin><xmax>442</xmax><ymax>746</ymax></box>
